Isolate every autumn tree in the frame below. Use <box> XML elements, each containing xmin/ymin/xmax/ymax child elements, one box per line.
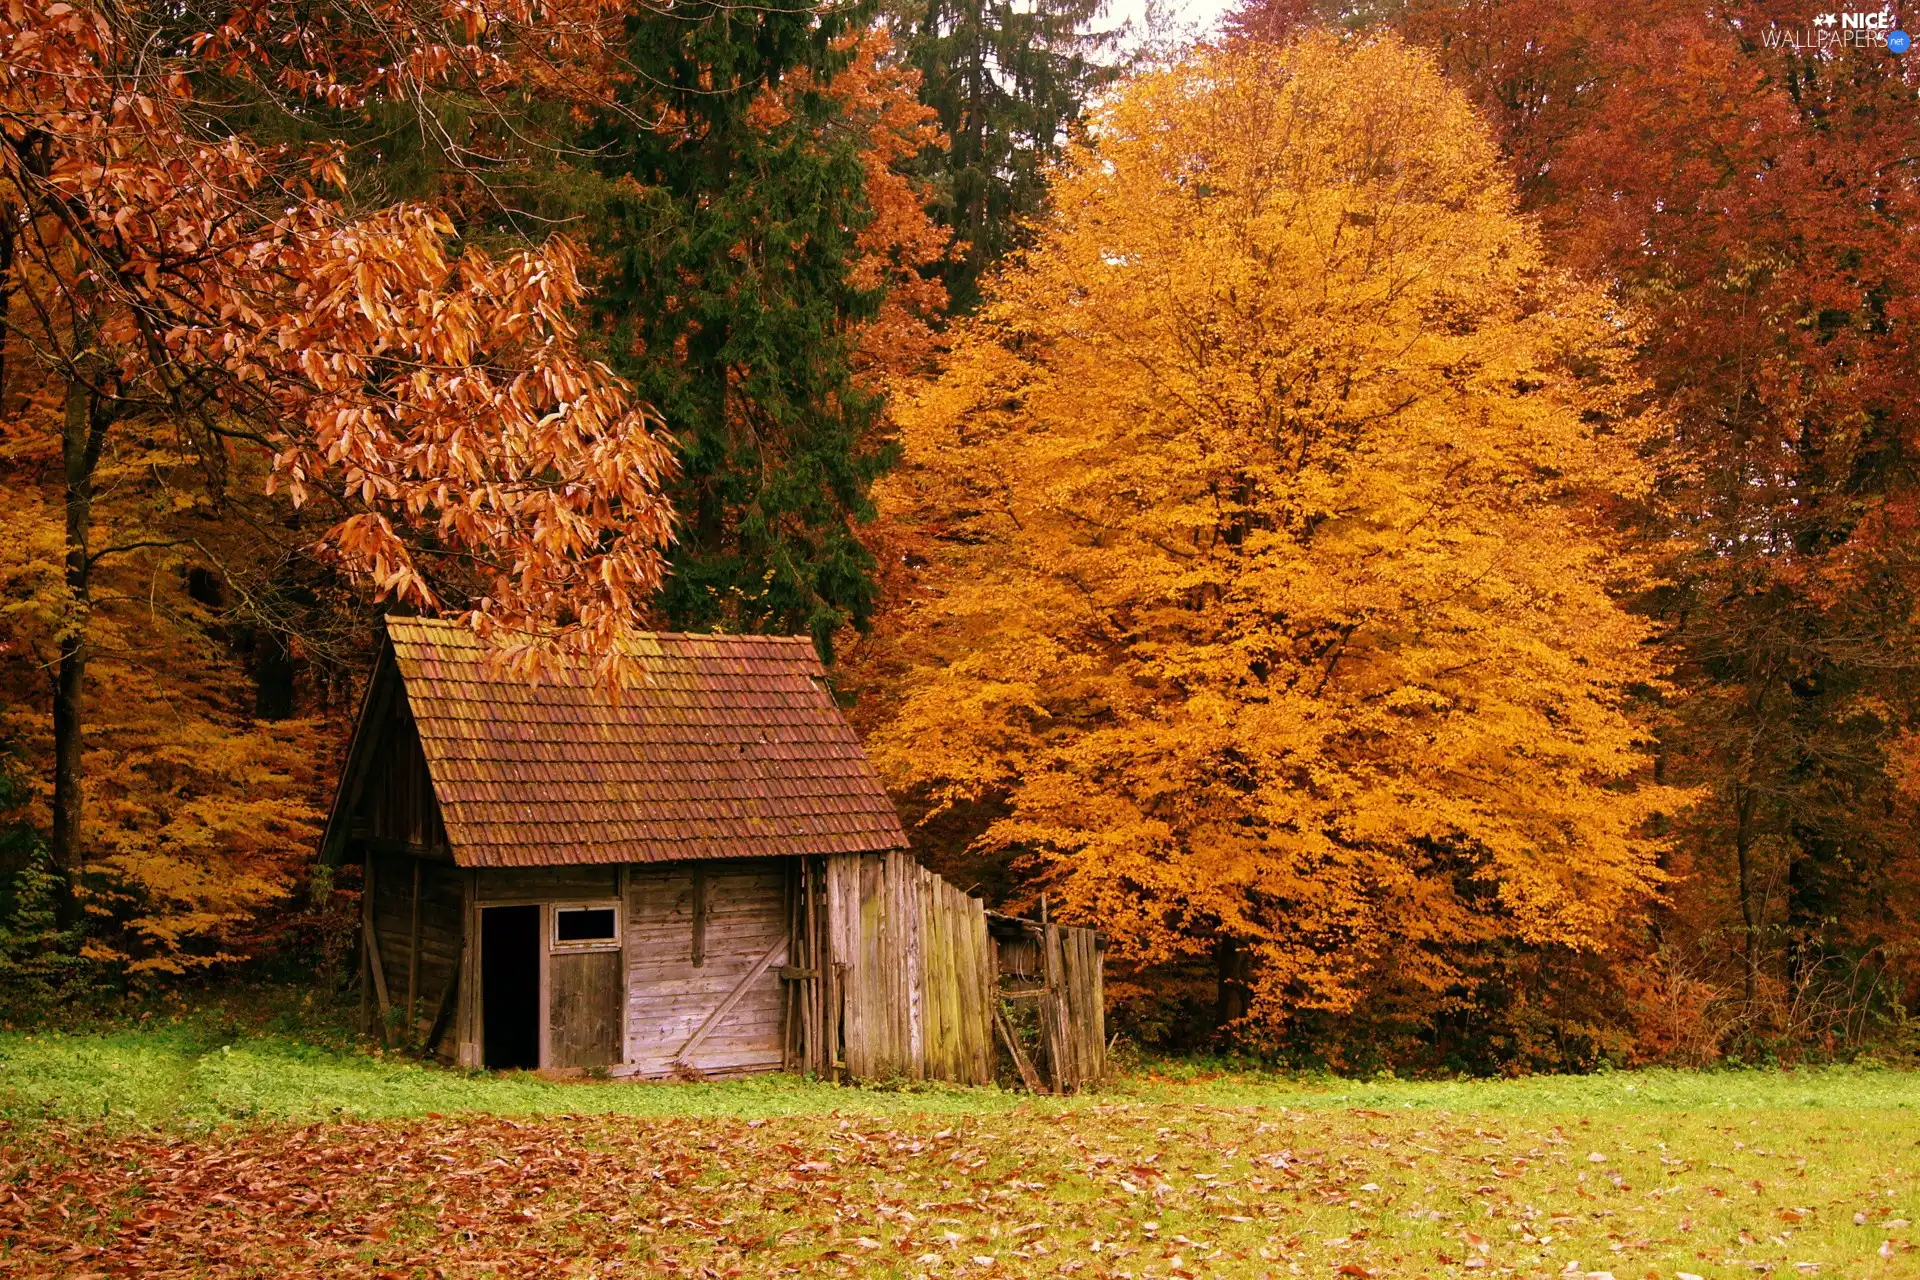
<box><xmin>869</xmin><ymin>36</ymin><xmax>1686</xmax><ymax>1060</ymax></box>
<box><xmin>0</xmin><ymin>487</ymin><xmax>333</xmax><ymax>973</ymax></box>
<box><xmin>0</xmin><ymin>0</ymin><xmax>677</xmax><ymax>957</ymax></box>
<box><xmin>828</xmin><ymin>28</ymin><xmax>955</xmax><ymax>385</ymax></box>
<box><xmin>1232</xmin><ymin>0</ymin><xmax>1920</xmax><ymax>1049</ymax></box>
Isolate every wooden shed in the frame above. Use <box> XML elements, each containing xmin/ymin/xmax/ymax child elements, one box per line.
<box><xmin>320</xmin><ymin>618</ymin><xmax>1103</xmax><ymax>1086</ymax></box>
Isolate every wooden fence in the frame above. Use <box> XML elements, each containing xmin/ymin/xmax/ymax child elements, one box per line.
<box><xmin>822</xmin><ymin>851</ymin><xmax>998</xmax><ymax>1085</ymax></box>
<box><xmin>988</xmin><ymin>914</ymin><xmax>1105</xmax><ymax>1092</ymax></box>
<box><xmin>781</xmin><ymin>853</ymin><xmax>1103</xmax><ymax>1089</ymax></box>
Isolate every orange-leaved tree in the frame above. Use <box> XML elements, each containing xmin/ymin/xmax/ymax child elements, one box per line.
<box><xmin>820</xmin><ymin>26</ymin><xmax>953</xmax><ymax>385</ymax></box>
<box><xmin>869</xmin><ymin>35</ymin><xmax>1689</xmax><ymax>1060</ymax></box>
<box><xmin>1230</xmin><ymin>0</ymin><xmax>1920</xmax><ymax>1055</ymax></box>
<box><xmin>0</xmin><ymin>0</ymin><xmax>676</xmax><ymax>957</ymax></box>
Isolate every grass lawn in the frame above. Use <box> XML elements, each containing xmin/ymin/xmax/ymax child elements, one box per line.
<box><xmin>3</xmin><ymin>1022</ymin><xmax>1918</xmax><ymax>1278</ymax></box>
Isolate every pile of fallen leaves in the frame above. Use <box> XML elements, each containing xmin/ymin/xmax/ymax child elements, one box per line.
<box><xmin>3</xmin><ymin>1102</ymin><xmax>1914</xmax><ymax>1277</ymax></box>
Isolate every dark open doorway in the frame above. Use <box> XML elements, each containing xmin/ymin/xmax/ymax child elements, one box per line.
<box><xmin>482</xmin><ymin>905</ymin><xmax>540</xmax><ymax>1069</ymax></box>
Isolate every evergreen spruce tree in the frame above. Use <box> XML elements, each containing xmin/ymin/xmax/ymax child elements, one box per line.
<box><xmin>892</xmin><ymin>0</ymin><xmax>1117</xmax><ymax>310</ymax></box>
<box><xmin>590</xmin><ymin>1</ymin><xmax>895</xmax><ymax>656</ymax></box>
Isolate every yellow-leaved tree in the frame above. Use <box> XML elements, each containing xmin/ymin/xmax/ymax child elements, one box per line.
<box><xmin>867</xmin><ymin>35</ymin><xmax>1688</xmax><ymax>1060</ymax></box>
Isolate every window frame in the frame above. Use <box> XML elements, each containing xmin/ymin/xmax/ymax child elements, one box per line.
<box><xmin>549</xmin><ymin>899</ymin><xmax>622</xmax><ymax>953</ymax></box>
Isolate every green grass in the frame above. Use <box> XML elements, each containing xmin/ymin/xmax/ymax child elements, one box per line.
<box><xmin>1117</xmin><ymin>1061</ymin><xmax>1920</xmax><ymax>1115</ymax></box>
<box><xmin>6</xmin><ymin>1024</ymin><xmax>1920</xmax><ymax>1131</ymax></box>
<box><xmin>0</xmin><ymin>1024</ymin><xmax>1029</xmax><ymax>1127</ymax></box>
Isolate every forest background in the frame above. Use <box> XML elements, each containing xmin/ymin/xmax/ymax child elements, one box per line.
<box><xmin>0</xmin><ymin>0</ymin><xmax>1916</xmax><ymax>1076</ymax></box>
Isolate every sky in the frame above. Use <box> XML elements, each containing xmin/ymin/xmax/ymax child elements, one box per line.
<box><xmin>1104</xmin><ymin>0</ymin><xmax>1240</xmax><ymax>50</ymax></box>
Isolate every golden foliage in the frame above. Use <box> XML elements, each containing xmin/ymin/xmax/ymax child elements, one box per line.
<box><xmin>0</xmin><ymin>424</ymin><xmax>325</xmax><ymax>973</ymax></box>
<box><xmin>870</xmin><ymin>36</ymin><xmax>1688</xmax><ymax>1036</ymax></box>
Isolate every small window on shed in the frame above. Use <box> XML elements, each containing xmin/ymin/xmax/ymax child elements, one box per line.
<box><xmin>552</xmin><ymin>904</ymin><xmax>619</xmax><ymax>951</ymax></box>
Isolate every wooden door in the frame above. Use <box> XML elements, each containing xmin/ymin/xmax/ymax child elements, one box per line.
<box><xmin>549</xmin><ymin>949</ymin><xmax>622</xmax><ymax>1068</ymax></box>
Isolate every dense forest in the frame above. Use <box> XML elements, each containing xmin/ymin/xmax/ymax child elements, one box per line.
<box><xmin>0</xmin><ymin>0</ymin><xmax>1916</xmax><ymax>1074</ymax></box>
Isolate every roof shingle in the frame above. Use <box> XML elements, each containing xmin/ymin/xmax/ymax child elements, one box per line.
<box><xmin>384</xmin><ymin>617</ymin><xmax>906</xmax><ymax>867</ymax></box>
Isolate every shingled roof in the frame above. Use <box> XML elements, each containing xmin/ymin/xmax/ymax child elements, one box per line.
<box><xmin>353</xmin><ymin>617</ymin><xmax>907</xmax><ymax>867</ymax></box>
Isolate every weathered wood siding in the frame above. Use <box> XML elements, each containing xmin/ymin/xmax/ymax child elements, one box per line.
<box><xmin>476</xmin><ymin>866</ymin><xmax>620</xmax><ymax>902</ymax></box>
<box><xmin>355</xmin><ymin>700</ymin><xmax>446</xmax><ymax>852</ymax></box>
<box><xmin>620</xmin><ymin>860</ymin><xmax>787</xmax><ymax>1077</ymax></box>
<box><xmin>826</xmin><ymin>851</ymin><xmax>994</xmax><ymax>1085</ymax></box>
<box><xmin>367</xmin><ymin>851</ymin><xmax>463</xmax><ymax>1056</ymax></box>
<box><xmin>783</xmin><ymin>857</ymin><xmax>833</xmax><ymax>1077</ymax></box>
<box><xmin>365</xmin><ymin>852</ymin><xmax>1082</xmax><ymax>1089</ymax></box>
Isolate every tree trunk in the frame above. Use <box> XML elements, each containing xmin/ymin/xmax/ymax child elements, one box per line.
<box><xmin>50</xmin><ymin>372</ymin><xmax>104</xmax><ymax>933</ymax></box>
<box><xmin>253</xmin><ymin>627</ymin><xmax>296</xmax><ymax>720</ymax></box>
<box><xmin>1733</xmin><ymin>782</ymin><xmax>1761</xmax><ymax>1022</ymax></box>
<box><xmin>0</xmin><ymin>204</ymin><xmax>14</xmax><ymax>410</ymax></box>
<box><xmin>1216</xmin><ymin>937</ymin><xmax>1251</xmax><ymax>1030</ymax></box>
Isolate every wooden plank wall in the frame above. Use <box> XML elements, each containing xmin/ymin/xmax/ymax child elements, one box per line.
<box><xmin>922</xmin><ymin>865</ymin><xmax>997</xmax><ymax>1083</ymax></box>
<box><xmin>367</xmin><ymin>851</ymin><xmax>463</xmax><ymax>1055</ymax></box>
<box><xmin>361</xmin><ymin>852</ymin><xmax>1087</xmax><ymax>1090</ymax></box>
<box><xmin>356</xmin><ymin>706</ymin><xmax>446</xmax><ymax>850</ymax></box>
<box><xmin>620</xmin><ymin>860</ymin><xmax>787</xmax><ymax>1077</ymax></box>
<box><xmin>826</xmin><ymin>851</ymin><xmax>994</xmax><ymax>1085</ymax></box>
<box><xmin>475</xmin><ymin>866</ymin><xmax>619</xmax><ymax>903</ymax></box>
